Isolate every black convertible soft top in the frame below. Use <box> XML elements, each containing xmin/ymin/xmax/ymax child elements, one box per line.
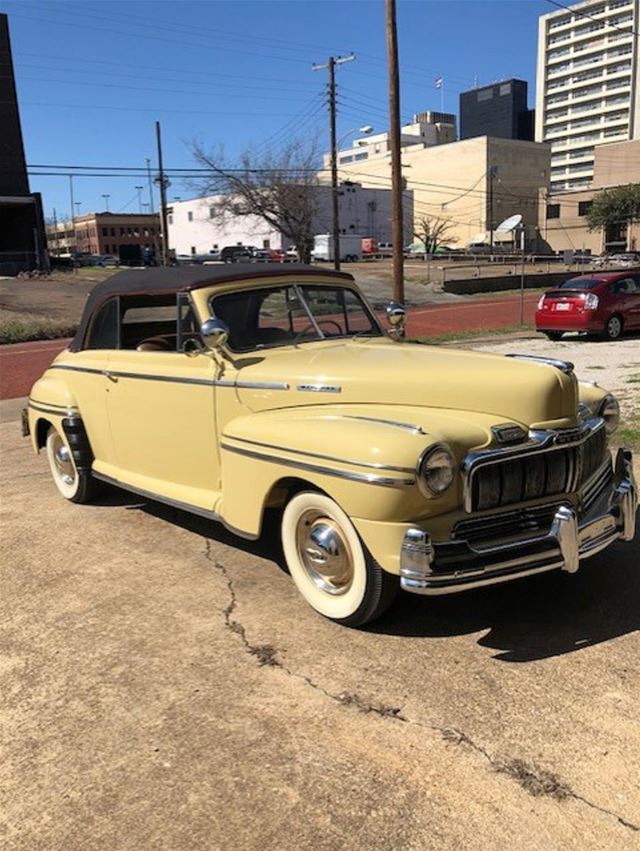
<box><xmin>70</xmin><ymin>263</ymin><xmax>353</xmax><ymax>351</ymax></box>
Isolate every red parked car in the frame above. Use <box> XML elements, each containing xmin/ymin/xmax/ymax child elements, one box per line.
<box><xmin>536</xmin><ymin>270</ymin><xmax>640</xmax><ymax>341</ymax></box>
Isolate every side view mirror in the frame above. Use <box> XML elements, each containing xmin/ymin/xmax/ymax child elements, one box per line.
<box><xmin>386</xmin><ymin>302</ymin><xmax>406</xmax><ymax>336</ymax></box>
<box><xmin>201</xmin><ymin>318</ymin><xmax>230</xmax><ymax>351</ymax></box>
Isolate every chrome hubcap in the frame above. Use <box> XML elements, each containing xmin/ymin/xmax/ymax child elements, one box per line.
<box><xmin>296</xmin><ymin>510</ymin><xmax>354</xmax><ymax>595</ymax></box>
<box><xmin>52</xmin><ymin>434</ymin><xmax>75</xmax><ymax>486</ymax></box>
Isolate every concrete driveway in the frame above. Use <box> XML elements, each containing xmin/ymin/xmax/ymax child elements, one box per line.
<box><xmin>1</xmin><ymin>399</ymin><xmax>639</xmax><ymax>850</ymax></box>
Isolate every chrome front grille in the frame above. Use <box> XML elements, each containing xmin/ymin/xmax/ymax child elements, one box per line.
<box><xmin>454</xmin><ymin>503</ymin><xmax>563</xmax><ymax>545</ymax></box>
<box><xmin>466</xmin><ymin>422</ymin><xmax>608</xmax><ymax>513</ymax></box>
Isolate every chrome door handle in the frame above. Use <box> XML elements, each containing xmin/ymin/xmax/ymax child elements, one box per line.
<box><xmin>104</xmin><ymin>371</ymin><xmax>118</xmax><ymax>382</ymax></box>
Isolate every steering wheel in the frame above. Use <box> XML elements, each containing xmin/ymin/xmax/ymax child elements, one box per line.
<box><xmin>293</xmin><ymin>319</ymin><xmax>343</xmax><ymax>343</ymax></box>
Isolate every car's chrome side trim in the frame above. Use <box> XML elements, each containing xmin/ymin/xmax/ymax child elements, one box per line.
<box><xmin>48</xmin><ymin>364</ymin><xmax>289</xmax><ymax>390</ymax></box>
<box><xmin>28</xmin><ymin>399</ymin><xmax>79</xmax><ymax>416</ymax></box>
<box><xmin>297</xmin><ymin>384</ymin><xmax>342</xmax><ymax>393</ymax></box>
<box><xmin>343</xmin><ymin>415</ymin><xmax>424</xmax><ymax>434</ymax></box>
<box><xmin>91</xmin><ymin>471</ymin><xmax>259</xmax><ymax>540</ymax></box>
<box><xmin>222</xmin><ymin>434</ymin><xmax>416</xmax><ymax>474</ymax></box>
<box><xmin>220</xmin><ymin>442</ymin><xmax>416</xmax><ymax>488</ymax></box>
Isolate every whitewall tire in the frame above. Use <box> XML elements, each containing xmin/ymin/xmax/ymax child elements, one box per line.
<box><xmin>281</xmin><ymin>491</ymin><xmax>397</xmax><ymax>627</ymax></box>
<box><xmin>45</xmin><ymin>426</ymin><xmax>98</xmax><ymax>504</ymax></box>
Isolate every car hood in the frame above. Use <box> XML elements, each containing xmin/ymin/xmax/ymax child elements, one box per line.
<box><xmin>233</xmin><ymin>338</ymin><xmax>578</xmax><ymax>427</ymax></box>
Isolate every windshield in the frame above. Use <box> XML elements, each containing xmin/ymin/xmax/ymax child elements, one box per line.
<box><xmin>211</xmin><ymin>284</ymin><xmax>382</xmax><ymax>352</ymax></box>
<box><xmin>558</xmin><ymin>277</ymin><xmax>602</xmax><ymax>290</ymax></box>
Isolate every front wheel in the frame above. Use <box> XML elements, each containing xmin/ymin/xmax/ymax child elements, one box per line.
<box><xmin>281</xmin><ymin>491</ymin><xmax>397</xmax><ymax>627</ymax></box>
<box><xmin>604</xmin><ymin>314</ymin><xmax>623</xmax><ymax>341</ymax></box>
<box><xmin>45</xmin><ymin>426</ymin><xmax>100</xmax><ymax>503</ymax></box>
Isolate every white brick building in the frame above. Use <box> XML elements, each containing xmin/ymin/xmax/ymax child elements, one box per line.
<box><xmin>167</xmin><ymin>182</ymin><xmax>413</xmax><ymax>256</ymax></box>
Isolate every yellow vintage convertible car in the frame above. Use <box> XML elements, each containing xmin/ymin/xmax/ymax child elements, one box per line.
<box><xmin>25</xmin><ymin>265</ymin><xmax>637</xmax><ymax>626</ymax></box>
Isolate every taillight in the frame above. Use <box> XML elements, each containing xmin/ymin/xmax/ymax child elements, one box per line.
<box><xmin>537</xmin><ymin>295</ymin><xmax>545</xmax><ymax>309</ymax></box>
<box><xmin>585</xmin><ymin>293</ymin><xmax>599</xmax><ymax>310</ymax></box>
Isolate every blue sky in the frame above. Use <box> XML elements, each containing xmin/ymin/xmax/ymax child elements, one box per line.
<box><xmin>3</xmin><ymin>0</ymin><xmax>552</xmax><ymax>219</ymax></box>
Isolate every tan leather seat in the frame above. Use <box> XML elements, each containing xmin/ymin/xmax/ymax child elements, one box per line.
<box><xmin>136</xmin><ymin>336</ymin><xmax>172</xmax><ymax>352</ymax></box>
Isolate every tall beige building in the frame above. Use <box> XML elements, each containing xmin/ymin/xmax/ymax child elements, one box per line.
<box><xmin>536</xmin><ymin>0</ymin><xmax>640</xmax><ymax>194</ymax></box>
<box><xmin>329</xmin><ymin>136</ymin><xmax>550</xmax><ymax>249</ymax></box>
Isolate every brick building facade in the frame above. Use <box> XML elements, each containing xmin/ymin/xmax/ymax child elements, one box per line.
<box><xmin>68</xmin><ymin>212</ymin><xmax>161</xmax><ymax>264</ymax></box>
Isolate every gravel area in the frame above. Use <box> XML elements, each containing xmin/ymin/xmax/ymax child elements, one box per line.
<box><xmin>472</xmin><ymin>334</ymin><xmax>640</xmax><ymax>420</ymax></box>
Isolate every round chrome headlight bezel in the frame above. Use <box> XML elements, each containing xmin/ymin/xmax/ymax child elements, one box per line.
<box><xmin>599</xmin><ymin>393</ymin><xmax>620</xmax><ymax>435</ymax></box>
<box><xmin>417</xmin><ymin>443</ymin><xmax>455</xmax><ymax>498</ymax></box>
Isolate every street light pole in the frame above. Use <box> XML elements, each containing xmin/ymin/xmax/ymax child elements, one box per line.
<box><xmin>135</xmin><ymin>185</ymin><xmax>144</xmax><ymax>213</ymax></box>
<box><xmin>145</xmin><ymin>157</ymin><xmax>155</xmax><ymax>213</ymax></box>
<box><xmin>386</xmin><ymin>0</ymin><xmax>404</xmax><ymax>307</ymax></box>
<box><xmin>102</xmin><ymin>194</ymin><xmax>110</xmax><ymax>212</ymax></box>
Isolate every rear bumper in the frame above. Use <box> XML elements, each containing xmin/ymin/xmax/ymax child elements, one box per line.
<box><xmin>400</xmin><ymin>447</ymin><xmax>637</xmax><ymax>595</ymax></box>
<box><xmin>535</xmin><ymin>309</ymin><xmax>604</xmax><ymax>332</ymax></box>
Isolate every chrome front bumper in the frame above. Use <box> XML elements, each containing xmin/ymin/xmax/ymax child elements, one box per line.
<box><xmin>400</xmin><ymin>448</ymin><xmax>637</xmax><ymax>595</ymax></box>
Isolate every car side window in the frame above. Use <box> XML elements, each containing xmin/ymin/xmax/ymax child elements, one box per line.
<box><xmin>85</xmin><ymin>297</ymin><xmax>120</xmax><ymax>350</ymax></box>
<box><xmin>609</xmin><ymin>278</ymin><xmax>634</xmax><ymax>295</ymax></box>
<box><xmin>118</xmin><ymin>293</ymin><xmax>200</xmax><ymax>352</ymax></box>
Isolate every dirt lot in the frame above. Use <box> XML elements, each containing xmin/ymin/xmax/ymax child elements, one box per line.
<box><xmin>2</xmin><ymin>339</ymin><xmax>640</xmax><ymax>850</ymax></box>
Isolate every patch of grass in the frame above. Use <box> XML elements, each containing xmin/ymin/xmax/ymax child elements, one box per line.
<box><xmin>0</xmin><ymin>310</ymin><xmax>77</xmax><ymax>344</ymax></box>
<box><xmin>616</xmin><ymin>418</ymin><xmax>640</xmax><ymax>450</ymax></box>
<box><xmin>406</xmin><ymin>323</ymin><xmax>535</xmax><ymax>345</ymax></box>
<box><xmin>626</xmin><ymin>374</ymin><xmax>640</xmax><ymax>384</ymax></box>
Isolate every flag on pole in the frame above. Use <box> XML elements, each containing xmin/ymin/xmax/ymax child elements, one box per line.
<box><xmin>434</xmin><ymin>76</ymin><xmax>443</xmax><ymax>89</ymax></box>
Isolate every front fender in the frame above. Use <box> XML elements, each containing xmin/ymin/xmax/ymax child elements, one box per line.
<box><xmin>218</xmin><ymin>404</ymin><xmax>497</xmax><ymax>536</ymax></box>
<box><xmin>27</xmin><ymin>374</ymin><xmax>80</xmax><ymax>453</ymax></box>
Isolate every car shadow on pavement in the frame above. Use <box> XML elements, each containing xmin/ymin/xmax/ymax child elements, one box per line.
<box><xmin>370</xmin><ymin>538</ymin><xmax>640</xmax><ymax>662</ymax></box>
<box><xmin>100</xmin><ymin>486</ymin><xmax>639</xmax><ymax>665</ymax></box>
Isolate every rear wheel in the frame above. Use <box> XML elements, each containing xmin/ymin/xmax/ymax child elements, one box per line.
<box><xmin>281</xmin><ymin>491</ymin><xmax>397</xmax><ymax>627</ymax></box>
<box><xmin>544</xmin><ymin>331</ymin><xmax>564</xmax><ymax>341</ymax></box>
<box><xmin>604</xmin><ymin>314</ymin><xmax>623</xmax><ymax>341</ymax></box>
<box><xmin>45</xmin><ymin>426</ymin><xmax>99</xmax><ymax>503</ymax></box>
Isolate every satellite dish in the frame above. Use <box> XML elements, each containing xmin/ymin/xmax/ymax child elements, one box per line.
<box><xmin>495</xmin><ymin>213</ymin><xmax>522</xmax><ymax>233</ymax></box>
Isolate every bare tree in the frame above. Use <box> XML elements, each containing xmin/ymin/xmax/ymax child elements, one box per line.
<box><xmin>414</xmin><ymin>215</ymin><xmax>458</xmax><ymax>257</ymax></box>
<box><xmin>190</xmin><ymin>137</ymin><xmax>321</xmax><ymax>263</ymax></box>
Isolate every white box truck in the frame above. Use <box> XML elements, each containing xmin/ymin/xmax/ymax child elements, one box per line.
<box><xmin>312</xmin><ymin>234</ymin><xmax>363</xmax><ymax>263</ymax></box>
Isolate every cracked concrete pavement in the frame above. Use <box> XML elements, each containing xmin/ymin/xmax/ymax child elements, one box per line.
<box><xmin>1</xmin><ymin>398</ymin><xmax>640</xmax><ymax>850</ymax></box>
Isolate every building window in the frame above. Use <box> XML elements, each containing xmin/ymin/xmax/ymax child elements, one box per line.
<box><xmin>547</xmin><ymin>204</ymin><xmax>561</xmax><ymax>219</ymax></box>
<box><xmin>578</xmin><ymin>201</ymin><xmax>593</xmax><ymax>216</ymax></box>
<box><xmin>120</xmin><ymin>228</ymin><xmax>125</xmax><ymax>236</ymax></box>
<box><xmin>188</xmin><ymin>211</ymin><xmax>193</xmax><ymax>222</ymax></box>
<box><xmin>499</xmin><ymin>83</ymin><xmax>512</xmax><ymax>95</ymax></box>
<box><xmin>102</xmin><ymin>227</ymin><xmax>108</xmax><ymax>236</ymax></box>
<box><xmin>477</xmin><ymin>88</ymin><xmax>493</xmax><ymax>101</ymax></box>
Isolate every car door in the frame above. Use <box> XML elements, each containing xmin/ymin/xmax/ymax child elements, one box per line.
<box><xmin>103</xmin><ymin>292</ymin><xmax>221</xmax><ymax>511</ymax></box>
<box><xmin>609</xmin><ymin>277</ymin><xmax>638</xmax><ymax>330</ymax></box>
<box><xmin>627</xmin><ymin>276</ymin><xmax>640</xmax><ymax>329</ymax></box>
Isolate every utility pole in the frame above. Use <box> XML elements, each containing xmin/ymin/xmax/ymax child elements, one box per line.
<box><xmin>155</xmin><ymin>120</ymin><xmax>170</xmax><ymax>266</ymax></box>
<box><xmin>313</xmin><ymin>52</ymin><xmax>355</xmax><ymax>271</ymax></box>
<box><xmin>488</xmin><ymin>165</ymin><xmax>497</xmax><ymax>255</ymax></box>
<box><xmin>145</xmin><ymin>157</ymin><xmax>155</xmax><ymax>213</ymax></box>
<box><xmin>386</xmin><ymin>0</ymin><xmax>404</xmax><ymax>306</ymax></box>
<box><xmin>52</xmin><ymin>207</ymin><xmax>59</xmax><ymax>257</ymax></box>
<box><xmin>68</xmin><ymin>175</ymin><xmax>77</xmax><ymax>273</ymax></box>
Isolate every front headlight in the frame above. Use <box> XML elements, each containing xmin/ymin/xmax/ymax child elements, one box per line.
<box><xmin>599</xmin><ymin>394</ymin><xmax>619</xmax><ymax>434</ymax></box>
<box><xmin>417</xmin><ymin>444</ymin><xmax>455</xmax><ymax>497</ymax></box>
